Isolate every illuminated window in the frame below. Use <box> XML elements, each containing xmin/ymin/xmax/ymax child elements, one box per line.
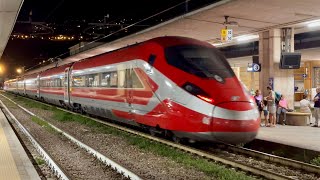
<box><xmin>110</xmin><ymin>72</ymin><xmax>118</xmax><ymax>87</ymax></box>
<box><xmin>132</xmin><ymin>70</ymin><xmax>143</xmax><ymax>88</ymax></box>
<box><xmin>73</xmin><ymin>76</ymin><xmax>86</xmax><ymax>87</ymax></box>
<box><xmin>87</xmin><ymin>74</ymin><xmax>99</xmax><ymax>87</ymax></box>
<box><xmin>118</xmin><ymin>70</ymin><xmax>126</xmax><ymax>88</ymax></box>
<box><xmin>101</xmin><ymin>73</ymin><xmax>111</xmax><ymax>87</ymax></box>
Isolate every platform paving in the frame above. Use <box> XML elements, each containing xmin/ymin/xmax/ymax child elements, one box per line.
<box><xmin>0</xmin><ymin>109</ymin><xmax>40</xmax><ymax>180</ymax></box>
<box><xmin>256</xmin><ymin>125</ymin><xmax>320</xmax><ymax>152</ymax></box>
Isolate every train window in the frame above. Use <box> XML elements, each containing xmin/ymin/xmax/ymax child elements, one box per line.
<box><xmin>132</xmin><ymin>70</ymin><xmax>143</xmax><ymax>88</ymax></box>
<box><xmin>61</xmin><ymin>77</ymin><xmax>65</xmax><ymax>87</ymax></box>
<box><xmin>118</xmin><ymin>70</ymin><xmax>126</xmax><ymax>88</ymax></box>
<box><xmin>110</xmin><ymin>72</ymin><xmax>118</xmax><ymax>87</ymax></box>
<box><xmin>73</xmin><ymin>76</ymin><xmax>86</xmax><ymax>87</ymax></box>
<box><xmin>57</xmin><ymin>78</ymin><xmax>62</xmax><ymax>87</ymax></box>
<box><xmin>165</xmin><ymin>45</ymin><xmax>235</xmax><ymax>79</ymax></box>
<box><xmin>87</xmin><ymin>74</ymin><xmax>99</xmax><ymax>87</ymax></box>
<box><xmin>87</xmin><ymin>74</ymin><xmax>94</xmax><ymax>87</ymax></box>
<box><xmin>40</xmin><ymin>80</ymin><xmax>44</xmax><ymax>87</ymax></box>
<box><xmin>53</xmin><ymin>79</ymin><xmax>57</xmax><ymax>87</ymax></box>
<box><xmin>148</xmin><ymin>54</ymin><xmax>156</xmax><ymax>66</ymax></box>
<box><xmin>101</xmin><ymin>73</ymin><xmax>111</xmax><ymax>87</ymax></box>
<box><xmin>94</xmin><ymin>74</ymin><xmax>100</xmax><ymax>87</ymax></box>
<box><xmin>64</xmin><ymin>76</ymin><xmax>68</xmax><ymax>86</ymax></box>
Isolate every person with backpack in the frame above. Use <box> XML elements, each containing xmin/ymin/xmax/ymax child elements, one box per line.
<box><xmin>277</xmin><ymin>95</ymin><xmax>289</xmax><ymax>125</ymax></box>
<box><xmin>275</xmin><ymin>91</ymin><xmax>281</xmax><ymax>105</ymax></box>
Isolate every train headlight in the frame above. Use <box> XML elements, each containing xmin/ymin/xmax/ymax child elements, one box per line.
<box><xmin>182</xmin><ymin>82</ymin><xmax>214</xmax><ymax>104</ymax></box>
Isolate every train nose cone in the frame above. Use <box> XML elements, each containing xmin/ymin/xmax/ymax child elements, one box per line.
<box><xmin>211</xmin><ymin>102</ymin><xmax>260</xmax><ymax>144</ymax></box>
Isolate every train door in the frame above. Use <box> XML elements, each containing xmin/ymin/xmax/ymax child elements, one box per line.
<box><xmin>36</xmin><ymin>74</ymin><xmax>40</xmax><ymax>98</ymax></box>
<box><xmin>64</xmin><ymin>67</ymin><xmax>70</xmax><ymax>106</ymax></box>
<box><xmin>23</xmin><ymin>77</ymin><xmax>26</xmax><ymax>95</ymax></box>
<box><xmin>125</xmin><ymin>67</ymin><xmax>135</xmax><ymax>120</ymax></box>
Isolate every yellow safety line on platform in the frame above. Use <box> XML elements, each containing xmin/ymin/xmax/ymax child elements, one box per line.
<box><xmin>0</xmin><ymin>112</ymin><xmax>21</xmax><ymax>180</ymax></box>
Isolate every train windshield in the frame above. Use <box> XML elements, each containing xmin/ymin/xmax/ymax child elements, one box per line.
<box><xmin>165</xmin><ymin>45</ymin><xmax>234</xmax><ymax>79</ymax></box>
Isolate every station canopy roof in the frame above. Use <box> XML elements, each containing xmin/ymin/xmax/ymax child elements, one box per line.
<box><xmin>19</xmin><ymin>0</ymin><xmax>320</xmax><ymax>75</ymax></box>
<box><xmin>0</xmin><ymin>0</ymin><xmax>24</xmax><ymax>58</ymax></box>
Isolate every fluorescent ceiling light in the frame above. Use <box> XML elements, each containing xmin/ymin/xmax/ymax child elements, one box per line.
<box><xmin>212</xmin><ymin>43</ymin><xmax>223</xmax><ymax>46</ymax></box>
<box><xmin>236</xmin><ymin>35</ymin><xmax>259</xmax><ymax>42</ymax></box>
<box><xmin>307</xmin><ymin>21</ymin><xmax>320</xmax><ymax>28</ymax></box>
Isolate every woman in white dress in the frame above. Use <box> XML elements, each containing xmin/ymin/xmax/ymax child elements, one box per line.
<box><xmin>300</xmin><ymin>94</ymin><xmax>312</xmax><ymax>124</ymax></box>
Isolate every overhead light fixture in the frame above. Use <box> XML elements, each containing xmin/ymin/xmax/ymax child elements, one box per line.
<box><xmin>236</xmin><ymin>34</ymin><xmax>259</xmax><ymax>42</ymax></box>
<box><xmin>307</xmin><ymin>20</ymin><xmax>320</xmax><ymax>28</ymax></box>
<box><xmin>212</xmin><ymin>42</ymin><xmax>223</xmax><ymax>46</ymax></box>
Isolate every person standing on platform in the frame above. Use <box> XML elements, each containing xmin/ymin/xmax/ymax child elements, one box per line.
<box><xmin>277</xmin><ymin>95</ymin><xmax>289</xmax><ymax>125</ymax></box>
<box><xmin>300</xmin><ymin>94</ymin><xmax>312</xmax><ymax>125</ymax></box>
<box><xmin>262</xmin><ymin>99</ymin><xmax>269</xmax><ymax>127</ymax></box>
<box><xmin>313</xmin><ymin>88</ymin><xmax>320</xmax><ymax>127</ymax></box>
<box><xmin>266</xmin><ymin>86</ymin><xmax>276</xmax><ymax>127</ymax></box>
<box><xmin>254</xmin><ymin>90</ymin><xmax>263</xmax><ymax>118</ymax></box>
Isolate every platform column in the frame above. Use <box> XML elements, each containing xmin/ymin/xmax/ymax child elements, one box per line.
<box><xmin>259</xmin><ymin>28</ymin><xmax>294</xmax><ymax>109</ymax></box>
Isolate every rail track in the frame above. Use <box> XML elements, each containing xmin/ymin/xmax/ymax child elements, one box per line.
<box><xmin>2</xmin><ymin>93</ymin><xmax>320</xmax><ymax>180</ymax></box>
<box><xmin>213</xmin><ymin>143</ymin><xmax>320</xmax><ymax>174</ymax></box>
<box><xmin>0</xmin><ymin>95</ymin><xmax>141</xmax><ymax>180</ymax></box>
<box><xmin>0</xmin><ymin>101</ymin><xmax>71</xmax><ymax>180</ymax></box>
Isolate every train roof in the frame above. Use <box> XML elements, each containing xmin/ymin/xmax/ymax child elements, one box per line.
<box><xmin>7</xmin><ymin>36</ymin><xmax>213</xmax><ymax>81</ymax></box>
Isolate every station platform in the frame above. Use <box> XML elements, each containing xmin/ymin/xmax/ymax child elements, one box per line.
<box><xmin>256</xmin><ymin>125</ymin><xmax>320</xmax><ymax>152</ymax></box>
<box><xmin>0</xmin><ymin>109</ymin><xmax>40</xmax><ymax>179</ymax></box>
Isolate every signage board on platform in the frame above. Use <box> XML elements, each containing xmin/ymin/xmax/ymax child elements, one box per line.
<box><xmin>221</xmin><ymin>29</ymin><xmax>233</xmax><ymax>42</ymax></box>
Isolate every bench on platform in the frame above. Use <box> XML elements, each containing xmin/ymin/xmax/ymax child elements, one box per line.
<box><xmin>285</xmin><ymin>112</ymin><xmax>311</xmax><ymax>126</ymax></box>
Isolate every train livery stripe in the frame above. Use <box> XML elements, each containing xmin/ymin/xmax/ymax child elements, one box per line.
<box><xmin>8</xmin><ymin>59</ymin><xmax>258</xmax><ymax>122</ymax></box>
<box><xmin>213</xmin><ymin>106</ymin><xmax>259</xmax><ymax>121</ymax></box>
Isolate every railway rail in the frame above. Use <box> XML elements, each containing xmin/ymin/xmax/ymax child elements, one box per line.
<box><xmin>215</xmin><ymin>143</ymin><xmax>320</xmax><ymax>174</ymax></box>
<box><xmin>0</xmin><ymin>100</ymin><xmax>70</xmax><ymax>180</ymax></box>
<box><xmin>0</xmin><ymin>95</ymin><xmax>141</xmax><ymax>180</ymax></box>
<box><xmin>2</xmin><ymin>93</ymin><xmax>320</xmax><ymax>180</ymax></box>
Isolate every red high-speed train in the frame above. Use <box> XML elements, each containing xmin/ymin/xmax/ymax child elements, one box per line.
<box><xmin>4</xmin><ymin>36</ymin><xmax>260</xmax><ymax>144</ymax></box>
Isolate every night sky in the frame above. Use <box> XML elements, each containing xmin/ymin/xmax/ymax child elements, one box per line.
<box><xmin>2</xmin><ymin>0</ymin><xmax>219</xmax><ymax>78</ymax></box>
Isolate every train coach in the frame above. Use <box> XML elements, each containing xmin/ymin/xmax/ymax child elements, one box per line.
<box><xmin>4</xmin><ymin>36</ymin><xmax>260</xmax><ymax>144</ymax></box>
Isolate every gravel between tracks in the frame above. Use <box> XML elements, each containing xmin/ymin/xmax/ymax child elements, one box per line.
<box><xmin>1</xmin><ymin>96</ymin><xmax>215</xmax><ymax>180</ymax></box>
<box><xmin>202</xmin><ymin>143</ymin><xmax>320</xmax><ymax>179</ymax></box>
<box><xmin>1</xmin><ymin>98</ymin><xmax>127</xmax><ymax>180</ymax></box>
<box><xmin>33</xmin><ymin>109</ymin><xmax>213</xmax><ymax>180</ymax></box>
<box><xmin>5</xmin><ymin>109</ymin><xmax>57</xmax><ymax>180</ymax></box>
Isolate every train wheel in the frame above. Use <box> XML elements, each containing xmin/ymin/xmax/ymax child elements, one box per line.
<box><xmin>80</xmin><ymin>107</ymin><xmax>87</xmax><ymax>115</ymax></box>
<box><xmin>172</xmin><ymin>135</ymin><xmax>182</xmax><ymax>144</ymax></box>
<box><xmin>149</xmin><ymin>127</ymin><xmax>157</xmax><ymax>136</ymax></box>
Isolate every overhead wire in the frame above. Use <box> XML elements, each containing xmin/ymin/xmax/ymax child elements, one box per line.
<box><xmin>44</xmin><ymin>0</ymin><xmax>65</xmax><ymax>22</ymax></box>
